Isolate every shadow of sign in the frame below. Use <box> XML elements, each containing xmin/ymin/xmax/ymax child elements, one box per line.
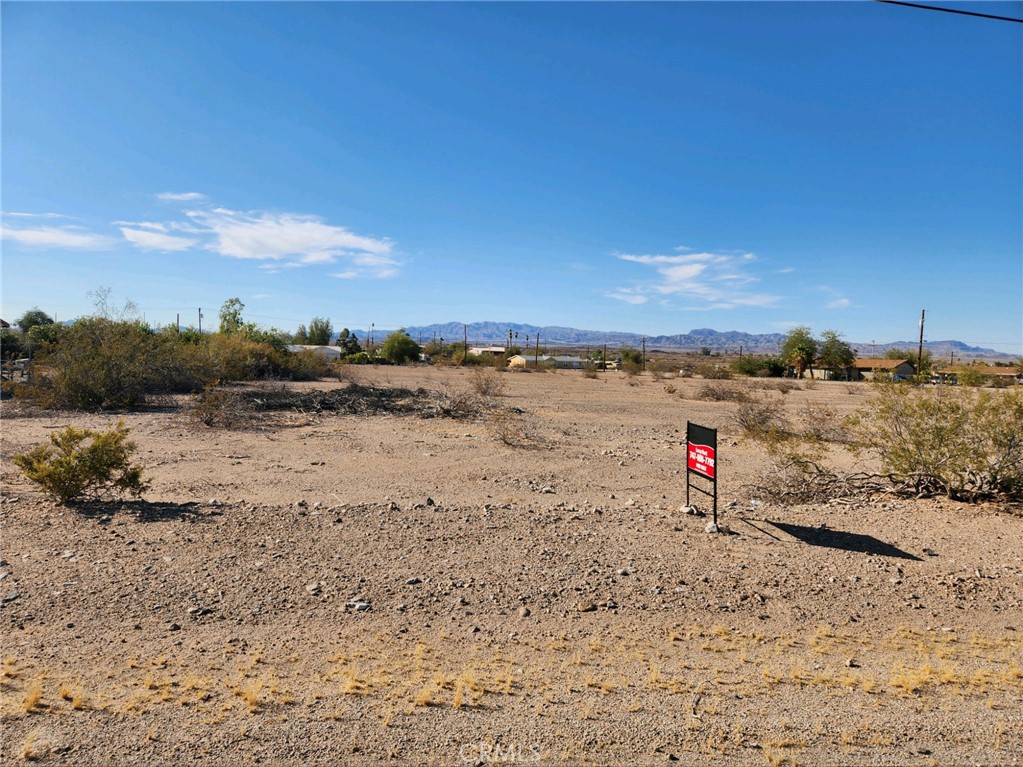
<box><xmin>79</xmin><ymin>500</ymin><xmax>218</xmax><ymax>523</ymax></box>
<box><xmin>768</xmin><ymin>521</ymin><xmax>923</xmax><ymax>561</ymax></box>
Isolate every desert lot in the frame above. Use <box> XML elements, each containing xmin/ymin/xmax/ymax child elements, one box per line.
<box><xmin>1</xmin><ymin>366</ymin><xmax>1021</xmax><ymax>766</ymax></box>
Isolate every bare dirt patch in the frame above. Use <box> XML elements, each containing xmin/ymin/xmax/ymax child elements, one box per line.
<box><xmin>2</xmin><ymin>367</ymin><xmax>1021</xmax><ymax>765</ymax></box>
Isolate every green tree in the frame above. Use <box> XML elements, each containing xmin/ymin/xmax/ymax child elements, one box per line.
<box><xmin>307</xmin><ymin>317</ymin><xmax>333</xmax><ymax>346</ymax></box>
<box><xmin>292</xmin><ymin>324</ymin><xmax>309</xmax><ymax>344</ymax></box>
<box><xmin>15</xmin><ymin>308</ymin><xmax>54</xmax><ymax>333</ymax></box>
<box><xmin>620</xmin><ymin>347</ymin><xmax>643</xmax><ymax>365</ymax></box>
<box><xmin>782</xmin><ymin>326</ymin><xmax>819</xmax><ymax>379</ymax></box>
<box><xmin>335</xmin><ymin>328</ymin><xmax>362</xmax><ymax>356</ymax></box>
<box><xmin>219</xmin><ymin>298</ymin><xmax>245</xmax><ymax>334</ymax></box>
<box><xmin>380</xmin><ymin>329</ymin><xmax>421</xmax><ymax>365</ymax></box>
<box><xmin>818</xmin><ymin>330</ymin><xmax>856</xmax><ymax>378</ymax></box>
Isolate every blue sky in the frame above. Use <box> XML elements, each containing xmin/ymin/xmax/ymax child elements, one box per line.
<box><xmin>2</xmin><ymin>1</ymin><xmax>1020</xmax><ymax>352</ymax></box>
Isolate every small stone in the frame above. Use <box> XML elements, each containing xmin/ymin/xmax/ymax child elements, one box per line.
<box><xmin>305</xmin><ymin>583</ymin><xmax>322</xmax><ymax>596</ymax></box>
<box><xmin>705</xmin><ymin>522</ymin><xmax>720</xmax><ymax>533</ymax></box>
<box><xmin>578</xmin><ymin>602</ymin><xmax>597</xmax><ymax>613</ymax></box>
<box><xmin>426</xmin><ymin>497</ymin><xmax>435</xmax><ymax>506</ymax></box>
<box><xmin>846</xmin><ymin>658</ymin><xmax>859</xmax><ymax>668</ymax></box>
<box><xmin>518</xmin><ymin>607</ymin><xmax>531</xmax><ymax>618</ymax></box>
<box><xmin>1</xmin><ymin>591</ymin><xmax>21</xmax><ymax>605</ymax></box>
<box><xmin>346</xmin><ymin>600</ymin><xmax>371</xmax><ymax>612</ymax></box>
<box><xmin>606</xmin><ymin>599</ymin><xmax>618</xmax><ymax>610</ymax></box>
<box><xmin>405</xmin><ymin>577</ymin><xmax>422</xmax><ymax>585</ymax></box>
<box><xmin>168</xmin><ymin>623</ymin><xmax>182</xmax><ymax>632</ymax></box>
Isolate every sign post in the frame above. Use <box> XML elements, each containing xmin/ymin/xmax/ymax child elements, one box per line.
<box><xmin>685</xmin><ymin>422</ymin><xmax>719</xmax><ymax>529</ymax></box>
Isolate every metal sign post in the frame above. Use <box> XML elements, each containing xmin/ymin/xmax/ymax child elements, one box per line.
<box><xmin>685</xmin><ymin>422</ymin><xmax>718</xmax><ymax>528</ymax></box>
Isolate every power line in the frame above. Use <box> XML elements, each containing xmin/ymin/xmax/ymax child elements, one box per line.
<box><xmin>873</xmin><ymin>0</ymin><xmax>1023</xmax><ymax>23</ymax></box>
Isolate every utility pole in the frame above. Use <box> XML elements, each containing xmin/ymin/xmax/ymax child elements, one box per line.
<box><xmin>603</xmin><ymin>343</ymin><xmax>607</xmax><ymax>372</ymax></box>
<box><xmin>198</xmin><ymin>308</ymin><xmax>202</xmax><ymax>334</ymax></box>
<box><xmin>642</xmin><ymin>338</ymin><xmax>647</xmax><ymax>371</ymax></box>
<box><xmin>534</xmin><ymin>333</ymin><xmax>540</xmax><ymax>367</ymax></box>
<box><xmin>463</xmin><ymin>324</ymin><xmax>468</xmax><ymax>363</ymax></box>
<box><xmin>176</xmin><ymin>313</ymin><xmax>180</xmax><ymax>332</ymax></box>
<box><xmin>917</xmin><ymin>309</ymin><xmax>926</xmax><ymax>378</ymax></box>
<box><xmin>738</xmin><ymin>344</ymin><xmax>743</xmax><ymax>362</ymax></box>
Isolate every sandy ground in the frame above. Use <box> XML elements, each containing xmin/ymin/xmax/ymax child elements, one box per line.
<box><xmin>1</xmin><ymin>366</ymin><xmax>1021</xmax><ymax>766</ymax></box>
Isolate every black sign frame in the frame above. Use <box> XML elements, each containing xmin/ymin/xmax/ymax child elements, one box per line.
<box><xmin>685</xmin><ymin>421</ymin><xmax>718</xmax><ymax>527</ymax></box>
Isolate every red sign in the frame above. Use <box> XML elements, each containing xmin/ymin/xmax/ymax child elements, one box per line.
<box><xmin>687</xmin><ymin>443</ymin><xmax>716</xmax><ymax>480</ymax></box>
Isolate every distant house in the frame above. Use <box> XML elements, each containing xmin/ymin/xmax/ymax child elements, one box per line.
<box><xmin>468</xmin><ymin>347</ymin><xmax>505</xmax><ymax>359</ymax></box>
<box><xmin>848</xmin><ymin>358</ymin><xmax>916</xmax><ymax>381</ymax></box>
<box><xmin>286</xmin><ymin>344</ymin><xmax>342</xmax><ymax>360</ymax></box>
<box><xmin>807</xmin><ymin>358</ymin><xmax>917</xmax><ymax>381</ymax></box>
<box><xmin>507</xmin><ymin>354</ymin><xmax>588</xmax><ymax>369</ymax></box>
<box><xmin>938</xmin><ymin>365</ymin><xmax>1022</xmax><ymax>386</ymax></box>
<box><xmin>549</xmin><ymin>355</ymin><xmax>586</xmax><ymax>369</ymax></box>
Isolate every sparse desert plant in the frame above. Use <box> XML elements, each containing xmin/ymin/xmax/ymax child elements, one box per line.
<box><xmin>695</xmin><ymin>363</ymin><xmax>732</xmax><ymax>380</ymax></box>
<box><xmin>849</xmin><ymin>383</ymin><xmax>1023</xmax><ymax>500</ymax></box>
<box><xmin>13</xmin><ymin>421</ymin><xmax>148</xmax><ymax>504</ymax></box>
<box><xmin>187</xmin><ymin>384</ymin><xmax>257</xmax><ymax>429</ymax></box>
<box><xmin>800</xmin><ymin>401</ymin><xmax>850</xmax><ymax>443</ymax></box>
<box><xmin>582</xmin><ymin>364</ymin><xmax>599</xmax><ymax>379</ymax></box>
<box><xmin>470</xmin><ymin>367</ymin><xmax>506</xmax><ymax>399</ymax></box>
<box><xmin>735</xmin><ymin>396</ymin><xmax>790</xmax><ymax>437</ymax></box>
<box><xmin>490</xmin><ymin>408</ymin><xmax>534</xmax><ymax>447</ymax></box>
<box><xmin>697</xmin><ymin>382</ymin><xmax>748</xmax><ymax>402</ymax></box>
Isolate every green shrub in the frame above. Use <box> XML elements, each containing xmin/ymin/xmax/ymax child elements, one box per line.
<box><xmin>850</xmin><ymin>383</ymin><xmax>1023</xmax><ymax>500</ymax></box>
<box><xmin>13</xmin><ymin>421</ymin><xmax>149</xmax><ymax>504</ymax></box>
<box><xmin>24</xmin><ymin>318</ymin><xmax>180</xmax><ymax>410</ymax></box>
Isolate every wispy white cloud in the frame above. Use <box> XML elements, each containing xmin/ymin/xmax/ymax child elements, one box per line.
<box><xmin>3</xmin><ymin>211</ymin><xmax>71</xmax><ymax>220</ymax></box>
<box><xmin>776</xmin><ymin>266</ymin><xmax>796</xmax><ymax>274</ymax></box>
<box><xmin>612</xmin><ymin>248</ymin><xmax>781</xmax><ymax>309</ymax></box>
<box><xmin>186</xmin><ymin>208</ymin><xmax>397</xmax><ymax>277</ymax></box>
<box><xmin>157</xmin><ymin>191</ymin><xmax>207</xmax><ymax>201</ymax></box>
<box><xmin>114</xmin><ymin>220</ymin><xmax>168</xmax><ymax>231</ymax></box>
<box><xmin>120</xmin><ymin>227</ymin><xmax>198</xmax><ymax>252</ymax></box>
<box><xmin>2</xmin><ymin>225</ymin><xmax>115</xmax><ymax>249</ymax></box>
<box><xmin>820</xmin><ymin>286</ymin><xmax>851</xmax><ymax>309</ymax></box>
<box><xmin>606</xmin><ymin>289</ymin><xmax>648</xmax><ymax>305</ymax></box>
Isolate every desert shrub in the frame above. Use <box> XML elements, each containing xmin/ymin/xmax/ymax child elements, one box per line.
<box><xmin>733</xmin><ymin>356</ymin><xmax>784</xmax><ymax>377</ymax></box>
<box><xmin>344</xmin><ymin>351</ymin><xmax>372</xmax><ymax>365</ymax></box>
<box><xmin>621</xmin><ymin>359</ymin><xmax>642</xmax><ymax>376</ymax></box>
<box><xmin>801</xmin><ymin>377</ymin><xmax>818</xmax><ymax>390</ymax></box>
<box><xmin>697</xmin><ymin>382</ymin><xmax>748</xmax><ymax>402</ymax></box>
<box><xmin>695</xmin><ymin>364</ymin><xmax>732</xmax><ymax>380</ymax></box>
<box><xmin>13</xmin><ymin>421</ymin><xmax>148</xmax><ymax>504</ymax></box>
<box><xmin>186</xmin><ymin>384</ymin><xmax>256</xmax><ymax>429</ymax></box>
<box><xmin>582</xmin><ymin>364</ymin><xmax>599</xmax><ymax>379</ymax></box>
<box><xmin>283</xmin><ymin>349</ymin><xmax>332</xmax><ymax>381</ymax></box>
<box><xmin>663</xmin><ymin>383</ymin><xmax>677</xmax><ymax>395</ymax></box>
<box><xmin>849</xmin><ymin>382</ymin><xmax>1023</xmax><ymax>500</ymax></box>
<box><xmin>956</xmin><ymin>367</ymin><xmax>990</xmax><ymax>388</ymax></box>
<box><xmin>23</xmin><ymin>318</ymin><xmax>182</xmax><ymax>410</ymax></box>
<box><xmin>489</xmin><ymin>408</ymin><xmax>535</xmax><ymax>447</ymax></box>
<box><xmin>800</xmin><ymin>401</ymin><xmax>851</xmax><ymax>443</ymax></box>
<box><xmin>470</xmin><ymin>368</ymin><xmax>506</xmax><ymax>399</ymax></box>
<box><xmin>735</xmin><ymin>396</ymin><xmax>790</xmax><ymax>437</ymax></box>
<box><xmin>380</xmin><ymin>329</ymin><xmax>421</xmax><ymax>365</ymax></box>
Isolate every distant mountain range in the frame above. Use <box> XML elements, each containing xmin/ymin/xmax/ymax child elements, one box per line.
<box><xmin>393</xmin><ymin>322</ymin><xmax>1015</xmax><ymax>360</ymax></box>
